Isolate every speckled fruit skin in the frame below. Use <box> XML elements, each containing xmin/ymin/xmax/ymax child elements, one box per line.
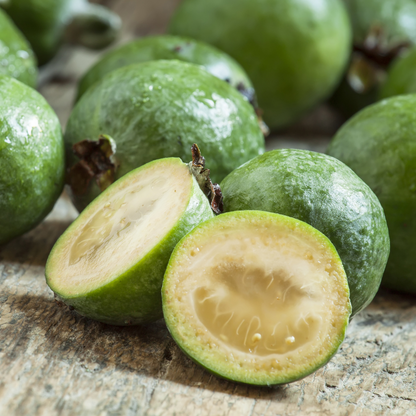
<box><xmin>65</xmin><ymin>60</ymin><xmax>265</xmax><ymax>212</ymax></box>
<box><xmin>220</xmin><ymin>149</ymin><xmax>390</xmax><ymax>316</ymax></box>
<box><xmin>328</xmin><ymin>95</ymin><xmax>416</xmax><ymax>293</ymax></box>
<box><xmin>169</xmin><ymin>0</ymin><xmax>351</xmax><ymax>130</ymax></box>
<box><xmin>380</xmin><ymin>48</ymin><xmax>416</xmax><ymax>99</ymax></box>
<box><xmin>0</xmin><ymin>9</ymin><xmax>37</xmax><ymax>87</ymax></box>
<box><xmin>46</xmin><ymin>158</ymin><xmax>214</xmax><ymax>325</ymax></box>
<box><xmin>332</xmin><ymin>0</ymin><xmax>416</xmax><ymax>117</ymax></box>
<box><xmin>0</xmin><ymin>76</ymin><xmax>65</xmax><ymax>245</ymax></box>
<box><xmin>2</xmin><ymin>0</ymin><xmax>120</xmax><ymax>65</ymax></box>
<box><xmin>76</xmin><ymin>35</ymin><xmax>254</xmax><ymax>102</ymax></box>
<box><xmin>163</xmin><ymin>211</ymin><xmax>351</xmax><ymax>385</ymax></box>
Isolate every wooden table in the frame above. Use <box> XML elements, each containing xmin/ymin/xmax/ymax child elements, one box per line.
<box><xmin>1</xmin><ymin>1</ymin><xmax>416</xmax><ymax>415</ymax></box>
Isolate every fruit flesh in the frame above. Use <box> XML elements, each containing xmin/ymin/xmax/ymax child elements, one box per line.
<box><xmin>50</xmin><ymin>161</ymin><xmax>190</xmax><ymax>297</ymax></box>
<box><xmin>46</xmin><ymin>158</ymin><xmax>214</xmax><ymax>325</ymax></box>
<box><xmin>163</xmin><ymin>211</ymin><xmax>351</xmax><ymax>385</ymax></box>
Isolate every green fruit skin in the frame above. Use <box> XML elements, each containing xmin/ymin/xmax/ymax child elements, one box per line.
<box><xmin>163</xmin><ymin>211</ymin><xmax>351</xmax><ymax>386</ymax></box>
<box><xmin>0</xmin><ymin>76</ymin><xmax>65</xmax><ymax>244</ymax></box>
<box><xmin>0</xmin><ymin>9</ymin><xmax>37</xmax><ymax>87</ymax></box>
<box><xmin>332</xmin><ymin>0</ymin><xmax>416</xmax><ymax>117</ymax></box>
<box><xmin>344</xmin><ymin>0</ymin><xmax>416</xmax><ymax>45</ymax></box>
<box><xmin>380</xmin><ymin>48</ymin><xmax>416</xmax><ymax>99</ymax></box>
<box><xmin>76</xmin><ymin>35</ymin><xmax>254</xmax><ymax>102</ymax></box>
<box><xmin>2</xmin><ymin>0</ymin><xmax>120</xmax><ymax>65</ymax></box>
<box><xmin>220</xmin><ymin>149</ymin><xmax>390</xmax><ymax>316</ymax></box>
<box><xmin>169</xmin><ymin>0</ymin><xmax>351</xmax><ymax>130</ymax></box>
<box><xmin>46</xmin><ymin>158</ymin><xmax>214</xmax><ymax>325</ymax></box>
<box><xmin>65</xmin><ymin>60</ymin><xmax>265</xmax><ymax>212</ymax></box>
<box><xmin>328</xmin><ymin>95</ymin><xmax>416</xmax><ymax>293</ymax></box>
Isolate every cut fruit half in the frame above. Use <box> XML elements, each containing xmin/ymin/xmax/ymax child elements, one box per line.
<box><xmin>46</xmin><ymin>157</ymin><xmax>214</xmax><ymax>325</ymax></box>
<box><xmin>162</xmin><ymin>211</ymin><xmax>351</xmax><ymax>385</ymax></box>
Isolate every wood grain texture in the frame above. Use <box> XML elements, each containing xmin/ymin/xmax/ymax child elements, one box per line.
<box><xmin>1</xmin><ymin>0</ymin><xmax>415</xmax><ymax>415</ymax></box>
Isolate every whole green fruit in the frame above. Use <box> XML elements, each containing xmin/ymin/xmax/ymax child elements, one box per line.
<box><xmin>331</xmin><ymin>0</ymin><xmax>416</xmax><ymax>117</ymax></box>
<box><xmin>0</xmin><ymin>9</ymin><xmax>37</xmax><ymax>87</ymax></box>
<box><xmin>64</xmin><ymin>60</ymin><xmax>265</xmax><ymax>212</ymax></box>
<box><xmin>221</xmin><ymin>149</ymin><xmax>390</xmax><ymax>316</ymax></box>
<box><xmin>328</xmin><ymin>95</ymin><xmax>416</xmax><ymax>293</ymax></box>
<box><xmin>169</xmin><ymin>0</ymin><xmax>351</xmax><ymax>130</ymax></box>
<box><xmin>0</xmin><ymin>75</ymin><xmax>65</xmax><ymax>244</ymax></box>
<box><xmin>163</xmin><ymin>211</ymin><xmax>351</xmax><ymax>385</ymax></box>
<box><xmin>76</xmin><ymin>35</ymin><xmax>255</xmax><ymax>104</ymax></box>
<box><xmin>46</xmin><ymin>157</ymin><xmax>214</xmax><ymax>325</ymax></box>
<box><xmin>1</xmin><ymin>0</ymin><xmax>121</xmax><ymax>65</ymax></box>
<box><xmin>380</xmin><ymin>47</ymin><xmax>416</xmax><ymax>99</ymax></box>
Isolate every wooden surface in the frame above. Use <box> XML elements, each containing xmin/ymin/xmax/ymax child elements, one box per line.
<box><xmin>1</xmin><ymin>1</ymin><xmax>416</xmax><ymax>415</ymax></box>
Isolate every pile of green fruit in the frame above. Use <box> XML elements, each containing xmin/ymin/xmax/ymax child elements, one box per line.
<box><xmin>5</xmin><ymin>0</ymin><xmax>416</xmax><ymax>388</ymax></box>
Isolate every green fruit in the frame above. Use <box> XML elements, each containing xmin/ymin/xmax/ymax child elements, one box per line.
<box><xmin>64</xmin><ymin>60</ymin><xmax>265</xmax><ymax>212</ymax></box>
<box><xmin>0</xmin><ymin>75</ymin><xmax>65</xmax><ymax>244</ymax></box>
<box><xmin>380</xmin><ymin>47</ymin><xmax>416</xmax><ymax>99</ymax></box>
<box><xmin>76</xmin><ymin>35</ymin><xmax>255</xmax><ymax>104</ymax></box>
<box><xmin>220</xmin><ymin>149</ymin><xmax>390</xmax><ymax>316</ymax></box>
<box><xmin>328</xmin><ymin>95</ymin><xmax>416</xmax><ymax>293</ymax></box>
<box><xmin>162</xmin><ymin>211</ymin><xmax>351</xmax><ymax>385</ymax></box>
<box><xmin>1</xmin><ymin>0</ymin><xmax>121</xmax><ymax>65</ymax></box>
<box><xmin>169</xmin><ymin>0</ymin><xmax>351</xmax><ymax>130</ymax></box>
<box><xmin>46</xmin><ymin>157</ymin><xmax>214</xmax><ymax>325</ymax></box>
<box><xmin>0</xmin><ymin>9</ymin><xmax>37</xmax><ymax>87</ymax></box>
<box><xmin>331</xmin><ymin>0</ymin><xmax>416</xmax><ymax>117</ymax></box>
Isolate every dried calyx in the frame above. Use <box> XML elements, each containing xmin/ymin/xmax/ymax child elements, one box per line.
<box><xmin>66</xmin><ymin>135</ymin><xmax>118</xmax><ymax>196</ymax></box>
<box><xmin>348</xmin><ymin>25</ymin><xmax>410</xmax><ymax>94</ymax></box>
<box><xmin>189</xmin><ymin>144</ymin><xmax>224</xmax><ymax>215</ymax></box>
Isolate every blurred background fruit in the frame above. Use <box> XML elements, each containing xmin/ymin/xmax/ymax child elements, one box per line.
<box><xmin>331</xmin><ymin>0</ymin><xmax>416</xmax><ymax>117</ymax></box>
<box><xmin>1</xmin><ymin>0</ymin><xmax>121</xmax><ymax>65</ymax></box>
<box><xmin>0</xmin><ymin>8</ymin><xmax>37</xmax><ymax>86</ymax></box>
<box><xmin>169</xmin><ymin>0</ymin><xmax>352</xmax><ymax>131</ymax></box>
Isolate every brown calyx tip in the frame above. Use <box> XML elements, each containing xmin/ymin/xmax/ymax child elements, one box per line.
<box><xmin>349</xmin><ymin>24</ymin><xmax>410</xmax><ymax>94</ymax></box>
<box><xmin>66</xmin><ymin>135</ymin><xmax>118</xmax><ymax>196</ymax></box>
<box><xmin>190</xmin><ymin>144</ymin><xmax>224</xmax><ymax>215</ymax></box>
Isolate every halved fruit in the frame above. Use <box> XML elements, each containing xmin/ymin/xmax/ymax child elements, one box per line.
<box><xmin>162</xmin><ymin>211</ymin><xmax>351</xmax><ymax>385</ymax></box>
<box><xmin>46</xmin><ymin>157</ymin><xmax>215</xmax><ymax>325</ymax></box>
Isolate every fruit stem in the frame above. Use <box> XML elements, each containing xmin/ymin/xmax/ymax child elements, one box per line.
<box><xmin>189</xmin><ymin>144</ymin><xmax>224</xmax><ymax>215</ymax></box>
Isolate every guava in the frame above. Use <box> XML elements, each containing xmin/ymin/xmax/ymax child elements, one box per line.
<box><xmin>76</xmin><ymin>35</ymin><xmax>255</xmax><ymax>105</ymax></box>
<box><xmin>379</xmin><ymin>47</ymin><xmax>416</xmax><ymax>99</ymax></box>
<box><xmin>46</xmin><ymin>150</ymin><xmax>217</xmax><ymax>325</ymax></box>
<box><xmin>162</xmin><ymin>211</ymin><xmax>351</xmax><ymax>385</ymax></box>
<box><xmin>1</xmin><ymin>0</ymin><xmax>121</xmax><ymax>65</ymax></box>
<box><xmin>0</xmin><ymin>75</ymin><xmax>65</xmax><ymax>245</ymax></box>
<box><xmin>169</xmin><ymin>0</ymin><xmax>351</xmax><ymax>130</ymax></box>
<box><xmin>220</xmin><ymin>149</ymin><xmax>390</xmax><ymax>316</ymax></box>
<box><xmin>331</xmin><ymin>0</ymin><xmax>416</xmax><ymax>117</ymax></box>
<box><xmin>64</xmin><ymin>60</ymin><xmax>265</xmax><ymax>212</ymax></box>
<box><xmin>0</xmin><ymin>9</ymin><xmax>37</xmax><ymax>87</ymax></box>
<box><xmin>328</xmin><ymin>95</ymin><xmax>416</xmax><ymax>293</ymax></box>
